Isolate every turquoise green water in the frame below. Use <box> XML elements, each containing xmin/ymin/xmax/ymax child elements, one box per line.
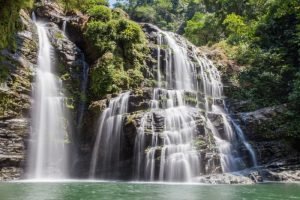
<box><xmin>0</xmin><ymin>181</ymin><xmax>299</xmax><ymax>200</ymax></box>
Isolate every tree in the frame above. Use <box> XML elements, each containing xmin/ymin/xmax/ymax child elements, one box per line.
<box><xmin>184</xmin><ymin>12</ymin><xmax>221</xmax><ymax>45</ymax></box>
<box><xmin>223</xmin><ymin>13</ymin><xmax>249</xmax><ymax>44</ymax></box>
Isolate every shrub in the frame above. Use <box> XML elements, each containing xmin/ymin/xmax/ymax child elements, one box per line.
<box><xmin>132</xmin><ymin>6</ymin><xmax>156</xmax><ymax>23</ymax></box>
<box><xmin>59</xmin><ymin>0</ymin><xmax>109</xmax><ymax>12</ymax></box>
<box><xmin>84</xmin><ymin>4</ymin><xmax>148</xmax><ymax>98</ymax></box>
<box><xmin>0</xmin><ymin>0</ymin><xmax>33</xmax><ymax>49</ymax></box>
<box><xmin>112</xmin><ymin>8</ymin><xmax>129</xmax><ymax>19</ymax></box>
<box><xmin>184</xmin><ymin>13</ymin><xmax>222</xmax><ymax>46</ymax></box>
<box><xmin>223</xmin><ymin>13</ymin><xmax>250</xmax><ymax>44</ymax></box>
<box><xmin>87</xmin><ymin>5</ymin><xmax>112</xmax><ymax>22</ymax></box>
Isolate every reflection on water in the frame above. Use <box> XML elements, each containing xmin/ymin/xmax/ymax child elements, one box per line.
<box><xmin>0</xmin><ymin>182</ymin><xmax>300</xmax><ymax>200</ymax></box>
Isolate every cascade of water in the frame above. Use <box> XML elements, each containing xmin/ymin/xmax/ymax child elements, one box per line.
<box><xmin>231</xmin><ymin>119</ymin><xmax>258</xmax><ymax>167</ymax></box>
<box><xmin>134</xmin><ymin>32</ymin><xmax>201</xmax><ymax>181</ymax></box>
<box><xmin>89</xmin><ymin>92</ymin><xmax>130</xmax><ymax>178</ymax></box>
<box><xmin>28</xmin><ymin>21</ymin><xmax>69</xmax><ymax>179</ymax></box>
<box><xmin>58</xmin><ymin>19</ymin><xmax>89</xmax><ymax>132</ymax></box>
<box><xmin>62</xmin><ymin>20</ymin><xmax>67</xmax><ymax>34</ymax></box>
<box><xmin>32</xmin><ymin>12</ymin><xmax>36</xmax><ymax>22</ymax></box>
<box><xmin>134</xmin><ymin>29</ymin><xmax>257</xmax><ymax>182</ymax></box>
<box><xmin>0</xmin><ymin>82</ymin><xmax>8</xmax><ymax>91</ymax></box>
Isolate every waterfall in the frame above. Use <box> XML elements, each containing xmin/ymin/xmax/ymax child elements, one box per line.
<box><xmin>73</xmin><ymin>23</ymin><xmax>256</xmax><ymax>181</ymax></box>
<box><xmin>0</xmin><ymin>82</ymin><xmax>8</xmax><ymax>91</ymax></box>
<box><xmin>31</xmin><ymin>12</ymin><xmax>36</xmax><ymax>22</ymax></box>
<box><xmin>62</xmin><ymin>20</ymin><xmax>67</xmax><ymax>34</ymax></box>
<box><xmin>134</xmin><ymin>30</ymin><xmax>257</xmax><ymax>182</ymax></box>
<box><xmin>89</xmin><ymin>92</ymin><xmax>130</xmax><ymax>178</ymax></box>
<box><xmin>27</xmin><ymin>21</ymin><xmax>69</xmax><ymax>179</ymax></box>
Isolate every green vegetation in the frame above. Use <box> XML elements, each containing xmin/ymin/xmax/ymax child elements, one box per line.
<box><xmin>58</xmin><ymin>0</ymin><xmax>109</xmax><ymax>12</ymax></box>
<box><xmin>58</xmin><ymin>0</ymin><xmax>148</xmax><ymax>98</ymax></box>
<box><xmin>0</xmin><ymin>94</ymin><xmax>13</xmax><ymax>116</ymax></box>
<box><xmin>193</xmin><ymin>136</ymin><xmax>207</xmax><ymax>150</ymax></box>
<box><xmin>0</xmin><ymin>0</ymin><xmax>33</xmax><ymax>49</ymax></box>
<box><xmin>82</xmin><ymin>2</ymin><xmax>148</xmax><ymax>98</ymax></box>
<box><xmin>119</xmin><ymin>0</ymin><xmax>300</xmax><ymax>138</ymax></box>
<box><xmin>0</xmin><ymin>56</ymin><xmax>9</xmax><ymax>82</ymax></box>
<box><xmin>117</xmin><ymin>0</ymin><xmax>195</xmax><ymax>32</ymax></box>
<box><xmin>184</xmin><ymin>12</ymin><xmax>221</xmax><ymax>45</ymax></box>
<box><xmin>87</xmin><ymin>5</ymin><xmax>112</xmax><ymax>21</ymax></box>
<box><xmin>1</xmin><ymin>0</ymin><xmax>298</xmax><ymax>140</ymax></box>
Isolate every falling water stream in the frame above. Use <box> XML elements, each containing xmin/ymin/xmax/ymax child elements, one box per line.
<box><xmin>89</xmin><ymin>92</ymin><xmax>130</xmax><ymax>178</ymax></box>
<box><xmin>88</xmin><ymin>28</ymin><xmax>256</xmax><ymax>181</ymax></box>
<box><xmin>62</xmin><ymin>20</ymin><xmax>67</xmax><ymax>34</ymax></box>
<box><xmin>88</xmin><ymin>29</ymin><xmax>257</xmax><ymax>182</ymax></box>
<box><xmin>133</xmin><ymin>29</ymin><xmax>257</xmax><ymax>182</ymax></box>
<box><xmin>27</xmin><ymin>18</ymin><xmax>69</xmax><ymax>179</ymax></box>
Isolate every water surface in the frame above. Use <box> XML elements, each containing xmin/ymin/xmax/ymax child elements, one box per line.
<box><xmin>0</xmin><ymin>181</ymin><xmax>299</xmax><ymax>200</ymax></box>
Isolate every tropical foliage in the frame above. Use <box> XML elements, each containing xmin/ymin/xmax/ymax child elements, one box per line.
<box><xmin>0</xmin><ymin>0</ymin><xmax>33</xmax><ymax>49</ymax></box>
<box><xmin>117</xmin><ymin>0</ymin><xmax>300</xmax><ymax>138</ymax></box>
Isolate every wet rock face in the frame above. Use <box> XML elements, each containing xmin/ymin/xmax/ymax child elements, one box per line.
<box><xmin>235</xmin><ymin>105</ymin><xmax>300</xmax><ymax>167</ymax></box>
<box><xmin>35</xmin><ymin>1</ymin><xmax>88</xmax><ymax>35</ymax></box>
<box><xmin>0</xmin><ymin>119</ymin><xmax>29</xmax><ymax>181</ymax></box>
<box><xmin>46</xmin><ymin>22</ymin><xmax>88</xmax><ymax>116</ymax></box>
<box><xmin>0</xmin><ymin>7</ymin><xmax>87</xmax><ymax>180</ymax></box>
<box><xmin>237</xmin><ymin>105</ymin><xmax>288</xmax><ymax>141</ymax></box>
<box><xmin>85</xmin><ymin>23</ymin><xmax>227</xmax><ymax>180</ymax></box>
<box><xmin>127</xmin><ymin>88</ymin><xmax>152</xmax><ymax>113</ymax></box>
<box><xmin>35</xmin><ymin>1</ymin><xmax>97</xmax><ymax>63</ymax></box>
<box><xmin>202</xmin><ymin>43</ymin><xmax>300</xmax><ymax>182</ymax></box>
<box><xmin>34</xmin><ymin>15</ymin><xmax>90</xmax><ymax>178</ymax></box>
<box><xmin>0</xmin><ymin>10</ymin><xmax>38</xmax><ymax>180</ymax></box>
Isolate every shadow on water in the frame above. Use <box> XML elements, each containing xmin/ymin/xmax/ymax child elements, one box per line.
<box><xmin>0</xmin><ymin>181</ymin><xmax>300</xmax><ymax>200</ymax></box>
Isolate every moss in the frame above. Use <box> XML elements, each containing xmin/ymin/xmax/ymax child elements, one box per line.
<box><xmin>54</xmin><ymin>32</ymin><xmax>64</xmax><ymax>39</ymax></box>
<box><xmin>66</xmin><ymin>97</ymin><xmax>75</xmax><ymax>110</ymax></box>
<box><xmin>0</xmin><ymin>0</ymin><xmax>33</xmax><ymax>49</ymax></box>
<box><xmin>184</xmin><ymin>92</ymin><xmax>198</xmax><ymax>106</ymax></box>
<box><xmin>0</xmin><ymin>93</ymin><xmax>13</xmax><ymax>116</ymax></box>
<box><xmin>193</xmin><ymin>136</ymin><xmax>207</xmax><ymax>150</ymax></box>
<box><xmin>0</xmin><ymin>64</ymin><xmax>9</xmax><ymax>82</ymax></box>
<box><xmin>133</xmin><ymin>88</ymin><xmax>143</xmax><ymax>96</ymax></box>
<box><xmin>57</xmin><ymin>63</ymin><xmax>66</xmax><ymax>75</ymax></box>
<box><xmin>61</xmin><ymin>73</ymin><xmax>71</xmax><ymax>81</ymax></box>
<box><xmin>125</xmin><ymin>113</ymin><xmax>136</xmax><ymax>125</ymax></box>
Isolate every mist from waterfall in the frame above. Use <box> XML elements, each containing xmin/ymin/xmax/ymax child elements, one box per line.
<box><xmin>27</xmin><ymin>20</ymin><xmax>69</xmax><ymax>179</ymax></box>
